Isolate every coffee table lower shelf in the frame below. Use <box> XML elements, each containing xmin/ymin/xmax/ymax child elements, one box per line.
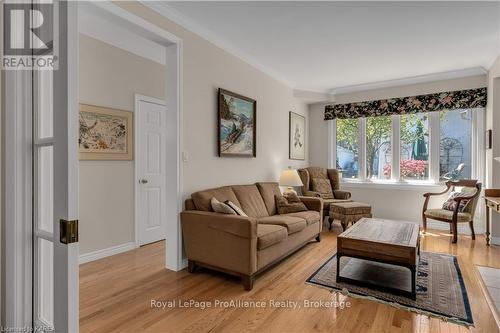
<box><xmin>336</xmin><ymin>253</ymin><xmax>418</xmax><ymax>300</ymax></box>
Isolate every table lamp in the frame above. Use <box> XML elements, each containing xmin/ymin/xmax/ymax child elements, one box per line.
<box><xmin>279</xmin><ymin>168</ymin><xmax>303</xmax><ymax>195</ymax></box>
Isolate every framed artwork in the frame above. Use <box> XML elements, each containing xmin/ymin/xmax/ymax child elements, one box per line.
<box><xmin>79</xmin><ymin>104</ymin><xmax>133</xmax><ymax>160</ymax></box>
<box><xmin>218</xmin><ymin>88</ymin><xmax>256</xmax><ymax>157</ymax></box>
<box><xmin>289</xmin><ymin>111</ymin><xmax>305</xmax><ymax>160</ymax></box>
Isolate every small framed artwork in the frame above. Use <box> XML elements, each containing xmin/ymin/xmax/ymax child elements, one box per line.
<box><xmin>289</xmin><ymin>111</ymin><xmax>305</xmax><ymax>160</ymax></box>
<box><xmin>487</xmin><ymin>129</ymin><xmax>492</xmax><ymax>149</ymax></box>
<box><xmin>79</xmin><ymin>104</ymin><xmax>133</xmax><ymax>160</ymax></box>
<box><xmin>218</xmin><ymin>88</ymin><xmax>257</xmax><ymax>157</ymax></box>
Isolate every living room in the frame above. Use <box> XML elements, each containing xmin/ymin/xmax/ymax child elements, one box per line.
<box><xmin>2</xmin><ymin>1</ymin><xmax>500</xmax><ymax>332</ymax></box>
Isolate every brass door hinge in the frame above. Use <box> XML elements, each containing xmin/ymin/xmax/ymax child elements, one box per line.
<box><xmin>60</xmin><ymin>219</ymin><xmax>79</xmax><ymax>244</ymax></box>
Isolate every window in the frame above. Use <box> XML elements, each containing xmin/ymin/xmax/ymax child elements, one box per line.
<box><xmin>328</xmin><ymin>108</ymin><xmax>483</xmax><ymax>185</ymax></box>
<box><xmin>400</xmin><ymin>113</ymin><xmax>429</xmax><ymax>180</ymax></box>
<box><xmin>440</xmin><ymin>109</ymin><xmax>472</xmax><ymax>180</ymax></box>
<box><xmin>366</xmin><ymin>116</ymin><xmax>391</xmax><ymax>180</ymax></box>
<box><xmin>336</xmin><ymin>118</ymin><xmax>358</xmax><ymax>179</ymax></box>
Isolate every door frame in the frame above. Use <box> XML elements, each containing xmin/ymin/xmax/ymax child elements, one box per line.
<box><xmin>80</xmin><ymin>1</ymin><xmax>184</xmax><ymax>271</ymax></box>
<box><xmin>134</xmin><ymin>94</ymin><xmax>167</xmax><ymax>247</ymax></box>
<box><xmin>2</xmin><ymin>0</ymin><xmax>184</xmax><ymax>329</ymax></box>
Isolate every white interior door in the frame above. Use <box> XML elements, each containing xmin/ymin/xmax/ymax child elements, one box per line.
<box><xmin>136</xmin><ymin>96</ymin><xmax>167</xmax><ymax>246</ymax></box>
<box><xmin>33</xmin><ymin>1</ymin><xmax>79</xmax><ymax>332</ymax></box>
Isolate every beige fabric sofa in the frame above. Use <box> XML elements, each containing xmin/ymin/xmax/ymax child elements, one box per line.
<box><xmin>181</xmin><ymin>182</ymin><xmax>323</xmax><ymax>290</ymax></box>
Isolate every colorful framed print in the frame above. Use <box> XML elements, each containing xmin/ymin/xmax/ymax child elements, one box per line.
<box><xmin>218</xmin><ymin>88</ymin><xmax>256</xmax><ymax>157</ymax></box>
<box><xmin>79</xmin><ymin>104</ymin><xmax>133</xmax><ymax>160</ymax></box>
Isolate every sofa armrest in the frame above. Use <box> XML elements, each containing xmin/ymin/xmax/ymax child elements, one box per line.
<box><xmin>304</xmin><ymin>190</ymin><xmax>322</xmax><ymax>198</ymax></box>
<box><xmin>180</xmin><ymin>210</ymin><xmax>258</xmax><ymax>275</ymax></box>
<box><xmin>333</xmin><ymin>190</ymin><xmax>351</xmax><ymax>200</ymax></box>
<box><xmin>299</xmin><ymin>196</ymin><xmax>324</xmax><ymax>213</ymax></box>
<box><xmin>180</xmin><ymin>210</ymin><xmax>257</xmax><ymax>239</ymax></box>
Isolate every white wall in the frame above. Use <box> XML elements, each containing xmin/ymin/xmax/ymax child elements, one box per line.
<box><xmin>78</xmin><ymin>34</ymin><xmax>165</xmax><ymax>254</ymax></box>
<box><xmin>487</xmin><ymin>55</ymin><xmax>500</xmax><ymax>242</ymax></box>
<box><xmin>308</xmin><ymin>75</ymin><xmax>487</xmax><ymax>232</ymax></box>
<box><xmin>115</xmin><ymin>2</ymin><xmax>309</xmax><ymax>200</ymax></box>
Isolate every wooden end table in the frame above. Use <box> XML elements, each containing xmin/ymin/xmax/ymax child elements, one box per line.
<box><xmin>484</xmin><ymin>189</ymin><xmax>500</xmax><ymax>246</ymax></box>
<box><xmin>336</xmin><ymin>218</ymin><xmax>420</xmax><ymax>299</ymax></box>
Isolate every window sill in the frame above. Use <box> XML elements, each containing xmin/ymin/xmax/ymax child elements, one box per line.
<box><xmin>340</xmin><ymin>179</ymin><xmax>445</xmax><ymax>191</ymax></box>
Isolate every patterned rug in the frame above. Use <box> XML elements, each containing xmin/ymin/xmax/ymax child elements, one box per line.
<box><xmin>306</xmin><ymin>251</ymin><xmax>473</xmax><ymax>326</ymax></box>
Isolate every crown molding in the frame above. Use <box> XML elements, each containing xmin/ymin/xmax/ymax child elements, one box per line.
<box><xmin>328</xmin><ymin>67</ymin><xmax>487</xmax><ymax>95</ymax></box>
<box><xmin>141</xmin><ymin>1</ymin><xmax>295</xmax><ymax>88</ymax></box>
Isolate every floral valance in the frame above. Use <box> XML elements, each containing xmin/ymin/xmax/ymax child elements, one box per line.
<box><xmin>324</xmin><ymin>87</ymin><xmax>487</xmax><ymax>120</ymax></box>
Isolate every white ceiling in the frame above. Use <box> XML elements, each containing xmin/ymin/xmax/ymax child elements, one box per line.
<box><xmin>153</xmin><ymin>1</ymin><xmax>500</xmax><ymax>93</ymax></box>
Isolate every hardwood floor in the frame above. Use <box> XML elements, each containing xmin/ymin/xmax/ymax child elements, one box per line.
<box><xmin>80</xmin><ymin>223</ymin><xmax>500</xmax><ymax>332</ymax></box>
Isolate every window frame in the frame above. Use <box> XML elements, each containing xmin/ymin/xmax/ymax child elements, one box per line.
<box><xmin>327</xmin><ymin>108</ymin><xmax>485</xmax><ymax>186</ymax></box>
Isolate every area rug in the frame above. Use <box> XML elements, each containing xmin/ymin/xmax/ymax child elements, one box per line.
<box><xmin>306</xmin><ymin>251</ymin><xmax>473</xmax><ymax>326</ymax></box>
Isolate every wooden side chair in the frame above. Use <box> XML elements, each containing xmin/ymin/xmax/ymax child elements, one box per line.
<box><xmin>422</xmin><ymin>180</ymin><xmax>481</xmax><ymax>243</ymax></box>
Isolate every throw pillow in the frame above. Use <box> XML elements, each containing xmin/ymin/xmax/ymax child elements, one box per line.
<box><xmin>275</xmin><ymin>194</ymin><xmax>307</xmax><ymax>214</ymax></box>
<box><xmin>224</xmin><ymin>200</ymin><xmax>248</xmax><ymax>217</ymax></box>
<box><xmin>210</xmin><ymin>197</ymin><xmax>236</xmax><ymax>215</ymax></box>
<box><xmin>311</xmin><ymin>178</ymin><xmax>334</xmax><ymax>199</ymax></box>
<box><xmin>442</xmin><ymin>191</ymin><xmax>470</xmax><ymax>212</ymax></box>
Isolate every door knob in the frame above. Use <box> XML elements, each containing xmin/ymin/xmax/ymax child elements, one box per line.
<box><xmin>140</xmin><ymin>179</ymin><xmax>148</xmax><ymax>184</ymax></box>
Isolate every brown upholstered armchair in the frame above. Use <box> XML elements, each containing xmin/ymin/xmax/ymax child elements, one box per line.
<box><xmin>422</xmin><ymin>180</ymin><xmax>481</xmax><ymax>244</ymax></box>
<box><xmin>298</xmin><ymin>167</ymin><xmax>352</xmax><ymax>230</ymax></box>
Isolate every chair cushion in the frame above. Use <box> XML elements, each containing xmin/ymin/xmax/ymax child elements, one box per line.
<box><xmin>232</xmin><ymin>185</ymin><xmax>269</xmax><ymax>218</ymax></box>
<box><xmin>257</xmin><ymin>215</ymin><xmax>307</xmax><ymax>234</ymax></box>
<box><xmin>330</xmin><ymin>202</ymin><xmax>372</xmax><ymax>215</ymax></box>
<box><xmin>311</xmin><ymin>178</ymin><xmax>334</xmax><ymax>199</ymax></box>
<box><xmin>442</xmin><ymin>191</ymin><xmax>469</xmax><ymax>212</ymax></box>
<box><xmin>283</xmin><ymin>210</ymin><xmax>321</xmax><ymax>225</ymax></box>
<box><xmin>192</xmin><ymin>186</ymin><xmax>241</xmax><ymax>211</ymax></box>
<box><xmin>256</xmin><ymin>182</ymin><xmax>282</xmax><ymax>215</ymax></box>
<box><xmin>275</xmin><ymin>194</ymin><xmax>307</xmax><ymax>214</ymax></box>
<box><xmin>307</xmin><ymin>167</ymin><xmax>328</xmax><ymax>179</ymax></box>
<box><xmin>424</xmin><ymin>209</ymin><xmax>472</xmax><ymax>222</ymax></box>
<box><xmin>257</xmin><ymin>224</ymin><xmax>288</xmax><ymax>250</ymax></box>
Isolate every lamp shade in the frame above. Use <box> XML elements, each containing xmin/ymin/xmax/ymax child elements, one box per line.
<box><xmin>279</xmin><ymin>169</ymin><xmax>303</xmax><ymax>187</ymax></box>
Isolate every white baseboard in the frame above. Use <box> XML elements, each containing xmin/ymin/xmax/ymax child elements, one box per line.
<box><xmin>181</xmin><ymin>258</ymin><xmax>188</xmax><ymax>269</ymax></box>
<box><xmin>491</xmin><ymin>237</ymin><xmax>500</xmax><ymax>246</ymax></box>
<box><xmin>79</xmin><ymin>242</ymin><xmax>137</xmax><ymax>264</ymax></box>
<box><xmin>427</xmin><ymin>221</ymin><xmax>485</xmax><ymax>235</ymax></box>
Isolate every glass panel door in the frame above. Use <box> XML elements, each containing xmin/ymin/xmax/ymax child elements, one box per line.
<box><xmin>32</xmin><ymin>1</ymin><xmax>79</xmax><ymax>332</ymax></box>
<box><xmin>33</xmin><ymin>69</ymin><xmax>55</xmax><ymax>329</ymax></box>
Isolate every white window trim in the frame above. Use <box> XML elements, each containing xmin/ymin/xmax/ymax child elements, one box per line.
<box><xmin>331</xmin><ymin>108</ymin><xmax>485</xmax><ymax>188</ymax></box>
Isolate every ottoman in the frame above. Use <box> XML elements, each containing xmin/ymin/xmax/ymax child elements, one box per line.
<box><xmin>330</xmin><ymin>202</ymin><xmax>372</xmax><ymax>231</ymax></box>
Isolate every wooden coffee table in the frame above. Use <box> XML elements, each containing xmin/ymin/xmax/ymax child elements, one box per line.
<box><xmin>336</xmin><ymin>217</ymin><xmax>420</xmax><ymax>299</ymax></box>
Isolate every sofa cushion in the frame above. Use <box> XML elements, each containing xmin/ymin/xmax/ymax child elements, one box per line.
<box><xmin>311</xmin><ymin>178</ymin><xmax>334</xmax><ymax>199</ymax></box>
<box><xmin>225</xmin><ymin>200</ymin><xmax>248</xmax><ymax>217</ymax></box>
<box><xmin>330</xmin><ymin>202</ymin><xmax>372</xmax><ymax>215</ymax></box>
<box><xmin>257</xmin><ymin>224</ymin><xmax>288</xmax><ymax>250</ymax></box>
<box><xmin>275</xmin><ymin>194</ymin><xmax>307</xmax><ymax>214</ymax></box>
<box><xmin>210</xmin><ymin>197</ymin><xmax>236</xmax><ymax>215</ymax></box>
<box><xmin>257</xmin><ymin>215</ymin><xmax>307</xmax><ymax>234</ymax></box>
<box><xmin>256</xmin><ymin>182</ymin><xmax>282</xmax><ymax>215</ymax></box>
<box><xmin>424</xmin><ymin>209</ymin><xmax>472</xmax><ymax>222</ymax></box>
<box><xmin>283</xmin><ymin>211</ymin><xmax>321</xmax><ymax>225</ymax></box>
<box><xmin>192</xmin><ymin>186</ymin><xmax>241</xmax><ymax>212</ymax></box>
<box><xmin>232</xmin><ymin>185</ymin><xmax>269</xmax><ymax>218</ymax></box>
